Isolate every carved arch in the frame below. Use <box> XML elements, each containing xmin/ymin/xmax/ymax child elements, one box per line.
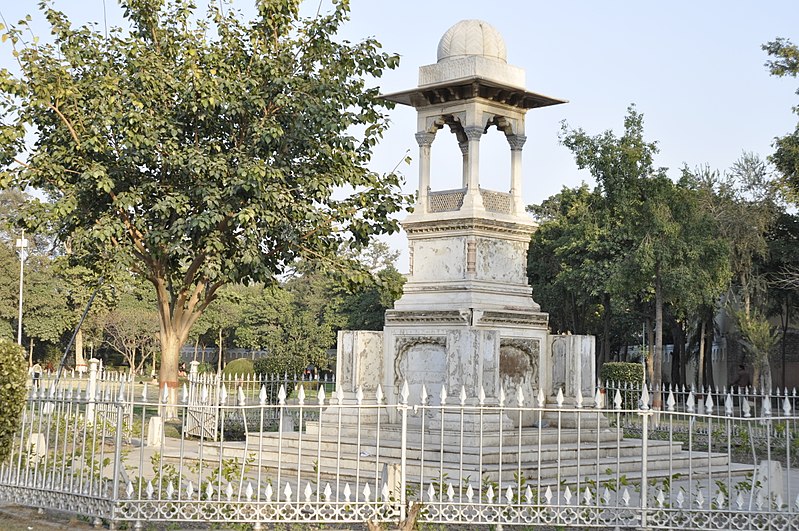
<box><xmin>393</xmin><ymin>336</ymin><xmax>447</xmax><ymax>386</ymax></box>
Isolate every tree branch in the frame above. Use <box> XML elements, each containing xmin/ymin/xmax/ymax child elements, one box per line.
<box><xmin>47</xmin><ymin>102</ymin><xmax>81</xmax><ymax>148</ymax></box>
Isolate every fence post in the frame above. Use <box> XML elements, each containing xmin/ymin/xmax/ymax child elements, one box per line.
<box><xmin>87</xmin><ymin>358</ymin><xmax>99</xmax><ymax>423</ymax></box>
<box><xmin>399</xmin><ymin>380</ymin><xmax>409</xmax><ymax>523</ymax></box>
<box><xmin>110</xmin><ymin>385</ymin><xmax>126</xmax><ymax>529</ymax></box>
<box><xmin>639</xmin><ymin>384</ymin><xmax>652</xmax><ymax>530</ymax></box>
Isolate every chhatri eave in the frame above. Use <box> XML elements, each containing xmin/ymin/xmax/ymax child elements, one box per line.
<box><xmin>383</xmin><ymin>19</ymin><xmax>567</xmax><ymax>110</ymax></box>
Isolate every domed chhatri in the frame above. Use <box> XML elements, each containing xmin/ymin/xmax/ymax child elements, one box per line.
<box><xmin>437</xmin><ymin>19</ymin><xmax>507</xmax><ymax>63</ymax></box>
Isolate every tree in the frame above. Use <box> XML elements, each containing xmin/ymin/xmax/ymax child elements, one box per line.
<box><xmin>684</xmin><ymin>155</ymin><xmax>779</xmax><ymax>389</ymax></box>
<box><xmin>527</xmin><ymin>185</ymin><xmax>617</xmax><ymax>349</ymax></box>
<box><xmin>763</xmin><ymin>38</ymin><xmax>799</xmax><ymax>201</ymax></box>
<box><xmin>736</xmin><ymin>309</ymin><xmax>778</xmax><ymax>392</ymax></box>
<box><xmin>559</xmin><ymin>107</ymin><xmax>663</xmax><ymax>382</ymax></box>
<box><xmin>762</xmin><ymin>212</ymin><xmax>799</xmax><ymax>388</ymax></box>
<box><xmin>558</xmin><ymin>107</ymin><xmax>730</xmax><ymax>405</ymax></box>
<box><xmin>21</xmin><ymin>254</ymin><xmax>72</xmax><ymax>345</ymax></box>
<box><xmin>0</xmin><ymin>1</ymin><xmax>409</xmax><ymax>400</ymax></box>
<box><xmin>340</xmin><ymin>266</ymin><xmax>405</xmax><ymax>330</ymax></box>
<box><xmin>0</xmin><ymin>340</ymin><xmax>26</xmax><ymax>463</ymax></box>
<box><xmin>194</xmin><ymin>286</ymin><xmax>242</xmax><ymax>373</ymax></box>
<box><xmin>102</xmin><ymin>291</ymin><xmax>159</xmax><ymax>374</ymax></box>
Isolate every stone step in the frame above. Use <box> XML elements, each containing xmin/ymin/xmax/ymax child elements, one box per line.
<box><xmin>177</xmin><ymin>442</ymin><xmax>743</xmax><ymax>494</ymax></box>
<box><xmin>243</xmin><ymin>431</ymin><xmax>682</xmax><ymax>466</ymax></box>
<box><xmin>303</xmin><ymin>423</ymin><xmax>620</xmax><ymax>447</ymax></box>
<box><xmin>209</xmin><ymin>433</ymin><xmax>733</xmax><ymax>487</ymax></box>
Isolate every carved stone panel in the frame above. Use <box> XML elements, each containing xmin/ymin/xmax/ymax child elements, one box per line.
<box><xmin>394</xmin><ymin>336</ymin><xmax>447</xmax><ymax>405</ymax></box>
<box><xmin>499</xmin><ymin>338</ymin><xmax>540</xmax><ymax>426</ymax></box>
<box><xmin>551</xmin><ymin>337</ymin><xmax>567</xmax><ymax>396</ymax></box>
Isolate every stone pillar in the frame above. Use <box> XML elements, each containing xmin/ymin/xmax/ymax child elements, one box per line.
<box><xmin>462</xmin><ymin>126</ymin><xmax>484</xmax><ymax>210</ymax></box>
<box><xmin>189</xmin><ymin>360</ymin><xmax>199</xmax><ymax>379</ymax></box>
<box><xmin>459</xmin><ymin>141</ymin><xmax>469</xmax><ymax>188</ymax></box>
<box><xmin>508</xmin><ymin>134</ymin><xmax>527</xmax><ymax>214</ymax></box>
<box><xmin>415</xmin><ymin>132</ymin><xmax>435</xmax><ymax>213</ymax></box>
<box><xmin>75</xmin><ymin>329</ymin><xmax>87</xmax><ymax>374</ymax></box>
<box><xmin>337</xmin><ymin>330</ymin><xmax>383</xmax><ymax>395</ymax></box>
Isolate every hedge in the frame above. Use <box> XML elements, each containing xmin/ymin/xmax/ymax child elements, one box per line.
<box><xmin>600</xmin><ymin>361</ymin><xmax>645</xmax><ymax>410</ymax></box>
<box><xmin>222</xmin><ymin>357</ymin><xmax>255</xmax><ymax>377</ymax></box>
<box><xmin>599</xmin><ymin>362</ymin><xmax>644</xmax><ymax>386</ymax></box>
<box><xmin>0</xmin><ymin>341</ymin><xmax>27</xmax><ymax>463</ymax></box>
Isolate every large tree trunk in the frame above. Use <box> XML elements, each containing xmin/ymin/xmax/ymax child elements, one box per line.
<box><xmin>75</xmin><ymin>329</ymin><xmax>85</xmax><ymax>370</ymax></box>
<box><xmin>741</xmin><ymin>272</ymin><xmax>751</xmax><ymax>318</ymax></box>
<box><xmin>217</xmin><ymin>328</ymin><xmax>224</xmax><ymax>374</ymax></box>
<box><xmin>704</xmin><ymin>313</ymin><xmax>715</xmax><ymax>390</ymax></box>
<box><xmin>645</xmin><ymin>318</ymin><xmax>654</xmax><ymax>386</ymax></box>
<box><xmin>670</xmin><ymin>319</ymin><xmax>684</xmax><ymax>388</ymax></box>
<box><xmin>152</xmin><ymin>276</ymin><xmax>210</xmax><ymax>410</ymax></box>
<box><xmin>698</xmin><ymin>318</ymin><xmax>706</xmax><ymax>389</ymax></box>
<box><xmin>781</xmin><ymin>300</ymin><xmax>790</xmax><ymax>389</ymax></box>
<box><xmin>159</xmin><ymin>331</ymin><xmax>182</xmax><ymax>417</ymax></box>
<box><xmin>653</xmin><ymin>270</ymin><xmax>663</xmax><ymax>409</ymax></box>
<box><xmin>601</xmin><ymin>293</ymin><xmax>612</xmax><ymax>369</ymax></box>
<box><xmin>758</xmin><ymin>353</ymin><xmax>773</xmax><ymax>394</ymax></box>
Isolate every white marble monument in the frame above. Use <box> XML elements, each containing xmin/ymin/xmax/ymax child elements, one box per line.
<box><xmin>336</xmin><ymin>20</ymin><xmax>594</xmax><ymax>426</ymax></box>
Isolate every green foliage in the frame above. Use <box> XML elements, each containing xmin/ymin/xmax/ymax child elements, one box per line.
<box><xmin>340</xmin><ymin>265</ymin><xmax>405</xmax><ymax>330</ymax></box>
<box><xmin>600</xmin><ymin>362</ymin><xmax>644</xmax><ymax>385</ymax></box>
<box><xmin>0</xmin><ymin>0</ymin><xmax>411</xmax><ymax>387</ymax></box>
<box><xmin>196</xmin><ymin>361</ymin><xmax>214</xmax><ymax>374</ymax></box>
<box><xmin>0</xmin><ymin>340</ymin><xmax>27</xmax><ymax>462</ymax></box>
<box><xmin>253</xmin><ymin>355</ymin><xmax>305</xmax><ymax>380</ymax></box>
<box><xmin>101</xmin><ymin>285</ymin><xmax>159</xmax><ymax>373</ymax></box>
<box><xmin>528</xmin><ymin>184</ymin><xmax>612</xmax><ymax>336</ymax></box>
<box><xmin>735</xmin><ymin>309</ymin><xmax>778</xmax><ymax>391</ymax></box>
<box><xmin>551</xmin><ymin>107</ymin><xmax>730</xmax><ymax>396</ymax></box>
<box><xmin>223</xmin><ymin>357</ymin><xmax>254</xmax><ymax>376</ymax></box>
<box><xmin>763</xmin><ymin>38</ymin><xmax>799</xmax><ymax>202</ymax></box>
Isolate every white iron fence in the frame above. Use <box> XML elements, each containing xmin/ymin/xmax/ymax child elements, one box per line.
<box><xmin>1</xmin><ymin>370</ymin><xmax>798</xmax><ymax>530</ymax></box>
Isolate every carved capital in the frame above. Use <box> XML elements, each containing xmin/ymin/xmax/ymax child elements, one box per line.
<box><xmin>507</xmin><ymin>134</ymin><xmax>527</xmax><ymax>151</ymax></box>
<box><xmin>463</xmin><ymin>126</ymin><xmax>484</xmax><ymax>142</ymax></box>
<box><xmin>415</xmin><ymin>132</ymin><xmax>436</xmax><ymax>147</ymax></box>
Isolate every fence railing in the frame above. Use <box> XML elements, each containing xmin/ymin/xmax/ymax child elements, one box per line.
<box><xmin>1</xmin><ymin>372</ymin><xmax>798</xmax><ymax>529</ymax></box>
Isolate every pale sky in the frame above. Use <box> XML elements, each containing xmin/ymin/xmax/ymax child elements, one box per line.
<box><xmin>1</xmin><ymin>1</ymin><xmax>798</xmax><ymax>272</ymax></box>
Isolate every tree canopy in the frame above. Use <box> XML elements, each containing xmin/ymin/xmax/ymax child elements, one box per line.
<box><xmin>0</xmin><ymin>0</ymin><xmax>411</xmax><ymax>395</ymax></box>
<box><xmin>763</xmin><ymin>37</ymin><xmax>799</xmax><ymax>202</ymax></box>
<box><xmin>533</xmin><ymin>107</ymin><xmax>731</xmax><ymax>401</ymax></box>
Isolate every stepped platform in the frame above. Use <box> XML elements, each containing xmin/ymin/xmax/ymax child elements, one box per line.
<box><xmin>160</xmin><ymin>419</ymin><xmax>751</xmax><ymax>492</ymax></box>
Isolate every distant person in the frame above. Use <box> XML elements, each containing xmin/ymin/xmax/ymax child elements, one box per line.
<box><xmin>31</xmin><ymin>362</ymin><xmax>42</xmax><ymax>388</ymax></box>
<box><xmin>730</xmin><ymin>364</ymin><xmax>751</xmax><ymax>390</ymax></box>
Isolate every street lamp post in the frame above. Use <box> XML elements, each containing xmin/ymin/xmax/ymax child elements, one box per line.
<box><xmin>16</xmin><ymin>231</ymin><xmax>28</xmax><ymax>346</ymax></box>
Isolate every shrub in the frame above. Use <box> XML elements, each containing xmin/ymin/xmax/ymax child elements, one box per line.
<box><xmin>0</xmin><ymin>340</ymin><xmax>28</xmax><ymax>463</ymax></box>
<box><xmin>196</xmin><ymin>361</ymin><xmax>214</xmax><ymax>374</ymax></box>
<box><xmin>223</xmin><ymin>358</ymin><xmax>254</xmax><ymax>377</ymax></box>
<box><xmin>253</xmin><ymin>356</ymin><xmax>307</xmax><ymax>404</ymax></box>
<box><xmin>253</xmin><ymin>355</ymin><xmax>306</xmax><ymax>379</ymax></box>
<box><xmin>600</xmin><ymin>362</ymin><xmax>644</xmax><ymax>386</ymax></box>
<box><xmin>600</xmin><ymin>362</ymin><xmax>645</xmax><ymax>410</ymax></box>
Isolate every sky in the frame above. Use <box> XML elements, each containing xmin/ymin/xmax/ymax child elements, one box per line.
<box><xmin>1</xmin><ymin>1</ymin><xmax>798</xmax><ymax>272</ymax></box>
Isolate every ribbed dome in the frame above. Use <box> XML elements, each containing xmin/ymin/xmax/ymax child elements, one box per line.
<box><xmin>437</xmin><ymin>20</ymin><xmax>507</xmax><ymax>63</ymax></box>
